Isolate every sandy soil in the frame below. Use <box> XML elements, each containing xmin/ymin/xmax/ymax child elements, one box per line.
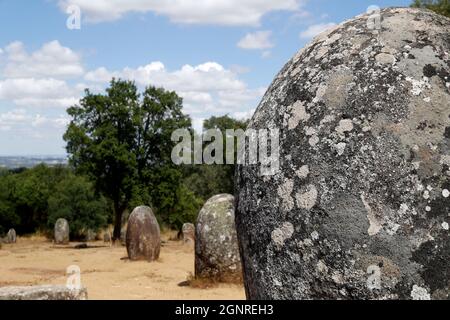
<box><xmin>0</xmin><ymin>235</ymin><xmax>245</xmax><ymax>300</ymax></box>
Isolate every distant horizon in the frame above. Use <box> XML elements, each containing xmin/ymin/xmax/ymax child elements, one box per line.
<box><xmin>0</xmin><ymin>154</ymin><xmax>67</xmax><ymax>158</ymax></box>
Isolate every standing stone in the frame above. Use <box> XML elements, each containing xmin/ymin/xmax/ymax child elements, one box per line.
<box><xmin>85</xmin><ymin>229</ymin><xmax>96</xmax><ymax>242</ymax></box>
<box><xmin>120</xmin><ymin>225</ymin><xmax>127</xmax><ymax>246</ymax></box>
<box><xmin>103</xmin><ymin>231</ymin><xmax>111</xmax><ymax>243</ymax></box>
<box><xmin>182</xmin><ymin>223</ymin><xmax>195</xmax><ymax>244</ymax></box>
<box><xmin>126</xmin><ymin>206</ymin><xmax>160</xmax><ymax>261</ymax></box>
<box><xmin>54</xmin><ymin>218</ymin><xmax>69</xmax><ymax>245</ymax></box>
<box><xmin>6</xmin><ymin>229</ymin><xmax>16</xmax><ymax>244</ymax></box>
<box><xmin>235</xmin><ymin>8</ymin><xmax>450</xmax><ymax>300</ymax></box>
<box><xmin>195</xmin><ymin>194</ymin><xmax>242</xmax><ymax>281</ymax></box>
<box><xmin>0</xmin><ymin>285</ymin><xmax>87</xmax><ymax>300</ymax></box>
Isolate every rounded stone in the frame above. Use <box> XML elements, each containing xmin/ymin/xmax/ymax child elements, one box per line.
<box><xmin>54</xmin><ymin>219</ymin><xmax>70</xmax><ymax>245</ymax></box>
<box><xmin>103</xmin><ymin>231</ymin><xmax>111</xmax><ymax>243</ymax></box>
<box><xmin>182</xmin><ymin>223</ymin><xmax>195</xmax><ymax>244</ymax></box>
<box><xmin>195</xmin><ymin>194</ymin><xmax>242</xmax><ymax>281</ymax></box>
<box><xmin>85</xmin><ymin>230</ymin><xmax>96</xmax><ymax>242</ymax></box>
<box><xmin>235</xmin><ymin>8</ymin><xmax>450</xmax><ymax>300</ymax></box>
<box><xmin>6</xmin><ymin>229</ymin><xmax>16</xmax><ymax>244</ymax></box>
<box><xmin>126</xmin><ymin>206</ymin><xmax>160</xmax><ymax>262</ymax></box>
<box><xmin>120</xmin><ymin>225</ymin><xmax>127</xmax><ymax>246</ymax></box>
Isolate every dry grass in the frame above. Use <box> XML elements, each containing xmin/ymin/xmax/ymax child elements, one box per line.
<box><xmin>21</xmin><ymin>232</ymin><xmax>52</xmax><ymax>242</ymax></box>
<box><xmin>0</xmin><ymin>236</ymin><xmax>245</xmax><ymax>299</ymax></box>
<box><xmin>185</xmin><ymin>273</ymin><xmax>219</xmax><ymax>289</ymax></box>
<box><xmin>184</xmin><ymin>272</ymin><xmax>243</xmax><ymax>289</ymax></box>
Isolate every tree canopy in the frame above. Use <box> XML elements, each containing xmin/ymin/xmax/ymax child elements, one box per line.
<box><xmin>411</xmin><ymin>0</ymin><xmax>450</xmax><ymax>17</ymax></box>
<box><xmin>64</xmin><ymin>79</ymin><xmax>192</xmax><ymax>239</ymax></box>
<box><xmin>0</xmin><ymin>165</ymin><xmax>106</xmax><ymax>238</ymax></box>
<box><xmin>183</xmin><ymin>115</ymin><xmax>248</xmax><ymax>200</ymax></box>
<box><xmin>47</xmin><ymin>174</ymin><xmax>109</xmax><ymax>238</ymax></box>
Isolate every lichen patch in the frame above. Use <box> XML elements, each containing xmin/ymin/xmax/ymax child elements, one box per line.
<box><xmin>296</xmin><ymin>185</ymin><xmax>318</xmax><ymax>210</ymax></box>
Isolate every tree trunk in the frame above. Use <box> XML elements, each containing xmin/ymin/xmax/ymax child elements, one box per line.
<box><xmin>112</xmin><ymin>202</ymin><xmax>123</xmax><ymax>241</ymax></box>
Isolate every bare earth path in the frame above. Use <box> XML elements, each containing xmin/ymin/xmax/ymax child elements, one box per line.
<box><xmin>0</xmin><ymin>236</ymin><xmax>245</xmax><ymax>300</ymax></box>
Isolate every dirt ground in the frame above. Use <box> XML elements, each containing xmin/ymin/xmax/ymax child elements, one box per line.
<box><xmin>0</xmin><ymin>235</ymin><xmax>245</xmax><ymax>300</ymax></box>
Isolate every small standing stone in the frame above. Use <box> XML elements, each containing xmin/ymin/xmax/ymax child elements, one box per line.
<box><xmin>182</xmin><ymin>223</ymin><xmax>195</xmax><ymax>244</ymax></box>
<box><xmin>195</xmin><ymin>194</ymin><xmax>242</xmax><ymax>282</ymax></box>
<box><xmin>85</xmin><ymin>230</ymin><xmax>96</xmax><ymax>242</ymax></box>
<box><xmin>103</xmin><ymin>231</ymin><xmax>111</xmax><ymax>243</ymax></box>
<box><xmin>126</xmin><ymin>206</ymin><xmax>161</xmax><ymax>262</ymax></box>
<box><xmin>54</xmin><ymin>218</ymin><xmax>69</xmax><ymax>245</ymax></box>
<box><xmin>6</xmin><ymin>229</ymin><xmax>16</xmax><ymax>244</ymax></box>
<box><xmin>120</xmin><ymin>226</ymin><xmax>127</xmax><ymax>246</ymax></box>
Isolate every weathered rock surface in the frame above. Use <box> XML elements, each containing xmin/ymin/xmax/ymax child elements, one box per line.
<box><xmin>0</xmin><ymin>285</ymin><xmax>88</xmax><ymax>300</ymax></box>
<box><xmin>195</xmin><ymin>194</ymin><xmax>242</xmax><ymax>281</ymax></box>
<box><xmin>126</xmin><ymin>206</ymin><xmax>161</xmax><ymax>261</ymax></box>
<box><xmin>182</xmin><ymin>223</ymin><xmax>195</xmax><ymax>244</ymax></box>
<box><xmin>6</xmin><ymin>229</ymin><xmax>16</xmax><ymax>244</ymax></box>
<box><xmin>54</xmin><ymin>218</ymin><xmax>69</xmax><ymax>245</ymax></box>
<box><xmin>235</xmin><ymin>8</ymin><xmax>450</xmax><ymax>300</ymax></box>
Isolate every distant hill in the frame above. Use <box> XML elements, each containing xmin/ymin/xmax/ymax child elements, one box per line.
<box><xmin>0</xmin><ymin>156</ymin><xmax>68</xmax><ymax>169</ymax></box>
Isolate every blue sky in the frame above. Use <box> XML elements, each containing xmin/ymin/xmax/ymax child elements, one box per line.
<box><xmin>0</xmin><ymin>0</ymin><xmax>411</xmax><ymax>155</ymax></box>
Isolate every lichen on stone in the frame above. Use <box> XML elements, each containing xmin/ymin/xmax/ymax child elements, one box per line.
<box><xmin>235</xmin><ymin>7</ymin><xmax>450</xmax><ymax>300</ymax></box>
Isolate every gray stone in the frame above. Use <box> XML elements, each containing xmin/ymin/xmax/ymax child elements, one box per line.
<box><xmin>126</xmin><ymin>206</ymin><xmax>161</xmax><ymax>261</ymax></box>
<box><xmin>54</xmin><ymin>218</ymin><xmax>69</xmax><ymax>245</ymax></box>
<box><xmin>120</xmin><ymin>225</ymin><xmax>127</xmax><ymax>246</ymax></box>
<box><xmin>0</xmin><ymin>285</ymin><xmax>87</xmax><ymax>300</ymax></box>
<box><xmin>235</xmin><ymin>8</ymin><xmax>450</xmax><ymax>300</ymax></box>
<box><xmin>195</xmin><ymin>194</ymin><xmax>242</xmax><ymax>281</ymax></box>
<box><xmin>6</xmin><ymin>229</ymin><xmax>16</xmax><ymax>244</ymax></box>
<box><xmin>182</xmin><ymin>223</ymin><xmax>195</xmax><ymax>244</ymax></box>
<box><xmin>85</xmin><ymin>229</ymin><xmax>96</xmax><ymax>242</ymax></box>
<box><xmin>103</xmin><ymin>231</ymin><xmax>112</xmax><ymax>243</ymax></box>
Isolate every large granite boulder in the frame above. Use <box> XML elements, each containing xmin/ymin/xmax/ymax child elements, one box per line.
<box><xmin>235</xmin><ymin>8</ymin><xmax>450</xmax><ymax>300</ymax></box>
<box><xmin>0</xmin><ymin>285</ymin><xmax>87</xmax><ymax>300</ymax></box>
<box><xmin>126</xmin><ymin>206</ymin><xmax>161</xmax><ymax>261</ymax></box>
<box><xmin>54</xmin><ymin>218</ymin><xmax>69</xmax><ymax>245</ymax></box>
<box><xmin>195</xmin><ymin>194</ymin><xmax>242</xmax><ymax>281</ymax></box>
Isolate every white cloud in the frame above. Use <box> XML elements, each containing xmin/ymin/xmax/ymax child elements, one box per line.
<box><xmin>0</xmin><ymin>41</ymin><xmax>85</xmax><ymax>110</ymax></box>
<box><xmin>84</xmin><ymin>67</ymin><xmax>119</xmax><ymax>83</ymax></box>
<box><xmin>0</xmin><ymin>39</ymin><xmax>263</xmax><ymax>118</ymax></box>
<box><xmin>84</xmin><ymin>61</ymin><xmax>264</xmax><ymax>118</ymax></box>
<box><xmin>0</xmin><ymin>109</ymin><xmax>27</xmax><ymax>131</ymax></box>
<box><xmin>299</xmin><ymin>22</ymin><xmax>337</xmax><ymax>39</ymax></box>
<box><xmin>1</xmin><ymin>41</ymin><xmax>84</xmax><ymax>79</ymax></box>
<box><xmin>237</xmin><ymin>31</ymin><xmax>274</xmax><ymax>50</ymax></box>
<box><xmin>31</xmin><ymin>114</ymin><xmax>70</xmax><ymax>128</ymax></box>
<box><xmin>0</xmin><ymin>78</ymin><xmax>80</xmax><ymax>108</ymax></box>
<box><xmin>0</xmin><ymin>38</ymin><xmax>264</xmax><ymax>151</ymax></box>
<box><xmin>58</xmin><ymin>0</ymin><xmax>304</xmax><ymax>26</ymax></box>
<box><xmin>0</xmin><ymin>109</ymin><xmax>69</xmax><ymax>133</ymax></box>
<box><xmin>232</xmin><ymin>109</ymin><xmax>255</xmax><ymax>120</ymax></box>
